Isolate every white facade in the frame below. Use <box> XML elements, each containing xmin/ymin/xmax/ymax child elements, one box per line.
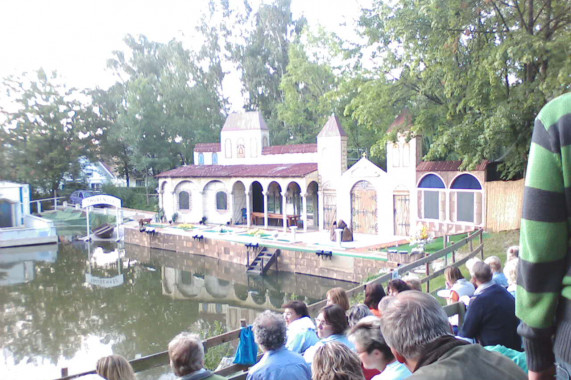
<box><xmin>158</xmin><ymin>111</ymin><xmax>483</xmax><ymax>238</ymax></box>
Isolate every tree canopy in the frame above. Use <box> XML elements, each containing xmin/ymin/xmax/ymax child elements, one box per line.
<box><xmin>0</xmin><ymin>69</ymin><xmax>96</xmax><ymax>193</ymax></box>
<box><xmin>352</xmin><ymin>0</ymin><xmax>571</xmax><ymax>177</ymax></box>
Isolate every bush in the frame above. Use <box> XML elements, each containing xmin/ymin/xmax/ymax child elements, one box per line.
<box><xmin>101</xmin><ymin>185</ymin><xmax>158</xmax><ymax>211</ymax></box>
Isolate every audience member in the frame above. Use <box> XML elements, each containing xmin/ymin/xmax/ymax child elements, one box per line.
<box><xmin>401</xmin><ymin>275</ymin><xmax>422</xmax><ymax>292</ymax></box>
<box><xmin>364</xmin><ymin>283</ymin><xmax>386</xmax><ymax>316</ymax></box>
<box><xmin>506</xmin><ymin>245</ymin><xmax>519</xmax><ymax>261</ymax></box>
<box><xmin>444</xmin><ymin>266</ymin><xmax>474</xmax><ymax>305</ymax></box>
<box><xmin>503</xmin><ymin>258</ymin><xmax>518</xmax><ymax>298</ymax></box>
<box><xmin>248</xmin><ymin>311</ymin><xmax>311</xmax><ymax>380</ymax></box>
<box><xmin>348</xmin><ymin>304</ymin><xmax>374</xmax><ymax>327</ymax></box>
<box><xmin>312</xmin><ymin>341</ymin><xmax>365</xmax><ymax>380</ymax></box>
<box><xmin>485</xmin><ymin>256</ymin><xmax>509</xmax><ymax>288</ymax></box>
<box><xmin>380</xmin><ymin>290</ymin><xmax>527</xmax><ymax>380</ymax></box>
<box><xmin>282</xmin><ymin>300</ymin><xmax>319</xmax><ymax>354</ymax></box>
<box><xmin>465</xmin><ymin>257</ymin><xmax>482</xmax><ymax>278</ymax></box>
<box><xmin>168</xmin><ymin>333</ymin><xmax>226</xmax><ymax>380</ymax></box>
<box><xmin>459</xmin><ymin>261</ymin><xmax>521</xmax><ymax>350</ymax></box>
<box><xmin>96</xmin><ymin>355</ymin><xmax>136</xmax><ymax>380</ymax></box>
<box><xmin>304</xmin><ymin>304</ymin><xmax>355</xmax><ymax>364</ymax></box>
<box><xmin>327</xmin><ymin>287</ymin><xmax>350</xmax><ymax>311</ymax></box>
<box><xmin>387</xmin><ymin>279</ymin><xmax>411</xmax><ymax>297</ymax></box>
<box><xmin>349</xmin><ymin>316</ymin><xmax>411</xmax><ymax>380</ymax></box>
<box><xmin>517</xmin><ymin>92</ymin><xmax>571</xmax><ymax>380</ymax></box>
<box><xmin>347</xmin><ymin>305</ymin><xmax>379</xmax><ymax>380</ymax></box>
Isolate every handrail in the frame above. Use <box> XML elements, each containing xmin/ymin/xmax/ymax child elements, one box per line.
<box><xmin>308</xmin><ymin>229</ymin><xmax>483</xmax><ymax>314</ymax></box>
<box><xmin>56</xmin><ymin>320</ymin><xmax>249</xmax><ymax>380</ymax></box>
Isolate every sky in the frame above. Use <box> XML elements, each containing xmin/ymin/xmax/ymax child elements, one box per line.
<box><xmin>0</xmin><ymin>0</ymin><xmax>370</xmax><ymax>111</ymax></box>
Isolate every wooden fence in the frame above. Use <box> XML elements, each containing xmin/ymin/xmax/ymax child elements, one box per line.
<box><xmin>308</xmin><ymin>228</ymin><xmax>484</xmax><ymax>314</ymax></box>
<box><xmin>56</xmin><ymin>229</ymin><xmax>483</xmax><ymax>380</ymax></box>
<box><xmin>485</xmin><ymin>179</ymin><xmax>524</xmax><ymax>232</ymax></box>
<box><xmin>57</xmin><ymin>320</ymin><xmax>253</xmax><ymax>380</ymax></box>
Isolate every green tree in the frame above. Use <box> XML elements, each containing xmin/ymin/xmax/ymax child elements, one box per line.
<box><xmin>278</xmin><ymin>41</ymin><xmax>336</xmax><ymax>143</ymax></box>
<box><xmin>103</xmin><ymin>34</ymin><xmax>227</xmax><ymax>177</ymax></box>
<box><xmin>231</xmin><ymin>0</ymin><xmax>305</xmax><ymax>144</ymax></box>
<box><xmin>353</xmin><ymin>0</ymin><xmax>571</xmax><ymax>177</ymax></box>
<box><xmin>0</xmin><ymin>69</ymin><xmax>96</xmax><ymax>194</ymax></box>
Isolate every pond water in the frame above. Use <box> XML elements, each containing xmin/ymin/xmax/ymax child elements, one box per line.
<box><xmin>0</xmin><ymin>239</ymin><xmax>355</xmax><ymax>380</ymax></box>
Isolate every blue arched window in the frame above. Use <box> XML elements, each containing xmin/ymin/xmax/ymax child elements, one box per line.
<box><xmin>179</xmin><ymin>191</ymin><xmax>190</xmax><ymax>210</ymax></box>
<box><xmin>212</xmin><ymin>152</ymin><xmax>218</xmax><ymax>165</ymax></box>
<box><xmin>451</xmin><ymin>174</ymin><xmax>481</xmax><ymax>189</ymax></box>
<box><xmin>198</xmin><ymin>153</ymin><xmax>204</xmax><ymax>165</ymax></box>
<box><xmin>418</xmin><ymin>174</ymin><xmax>445</xmax><ymax>220</ymax></box>
<box><xmin>451</xmin><ymin>174</ymin><xmax>481</xmax><ymax>223</ymax></box>
<box><xmin>418</xmin><ymin>174</ymin><xmax>445</xmax><ymax>188</ymax></box>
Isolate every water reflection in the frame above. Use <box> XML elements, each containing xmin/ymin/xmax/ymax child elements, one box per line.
<box><xmin>0</xmin><ymin>241</ymin><xmax>354</xmax><ymax>380</ymax></box>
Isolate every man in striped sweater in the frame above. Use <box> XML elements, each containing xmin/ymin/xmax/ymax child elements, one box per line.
<box><xmin>518</xmin><ymin>92</ymin><xmax>571</xmax><ymax>380</ymax></box>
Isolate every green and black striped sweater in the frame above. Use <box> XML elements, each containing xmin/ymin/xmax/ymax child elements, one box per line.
<box><xmin>517</xmin><ymin>92</ymin><xmax>571</xmax><ymax>372</ymax></box>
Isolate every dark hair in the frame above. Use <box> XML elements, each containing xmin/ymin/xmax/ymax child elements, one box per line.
<box><xmin>444</xmin><ymin>267</ymin><xmax>464</xmax><ymax>284</ymax></box>
<box><xmin>282</xmin><ymin>300</ymin><xmax>309</xmax><ymax>318</ymax></box>
<box><xmin>364</xmin><ymin>283</ymin><xmax>386</xmax><ymax>309</ymax></box>
<box><xmin>388</xmin><ymin>279</ymin><xmax>411</xmax><ymax>294</ymax></box>
<box><xmin>320</xmin><ymin>304</ymin><xmax>349</xmax><ymax>335</ymax></box>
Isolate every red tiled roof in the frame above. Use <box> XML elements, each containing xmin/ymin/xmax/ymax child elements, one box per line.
<box><xmin>262</xmin><ymin>144</ymin><xmax>317</xmax><ymax>155</ymax></box>
<box><xmin>387</xmin><ymin>109</ymin><xmax>413</xmax><ymax>133</ymax></box>
<box><xmin>156</xmin><ymin>163</ymin><xmax>318</xmax><ymax>178</ymax></box>
<box><xmin>194</xmin><ymin>143</ymin><xmax>221</xmax><ymax>152</ymax></box>
<box><xmin>221</xmin><ymin>112</ymin><xmax>268</xmax><ymax>132</ymax></box>
<box><xmin>318</xmin><ymin>115</ymin><xmax>347</xmax><ymax>137</ymax></box>
<box><xmin>417</xmin><ymin>160</ymin><xmax>488</xmax><ymax>172</ymax></box>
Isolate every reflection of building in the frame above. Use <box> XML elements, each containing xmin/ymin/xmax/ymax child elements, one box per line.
<box><xmin>161</xmin><ymin>267</ymin><xmax>291</xmax><ymax>310</ymax></box>
<box><xmin>0</xmin><ymin>245</ymin><xmax>57</xmax><ymax>286</ymax></box>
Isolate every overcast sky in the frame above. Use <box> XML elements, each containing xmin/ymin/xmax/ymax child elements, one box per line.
<box><xmin>0</xmin><ymin>0</ymin><xmax>369</xmax><ymax>110</ymax></box>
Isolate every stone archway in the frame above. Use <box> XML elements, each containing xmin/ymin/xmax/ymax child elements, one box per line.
<box><xmin>351</xmin><ymin>180</ymin><xmax>378</xmax><ymax>234</ymax></box>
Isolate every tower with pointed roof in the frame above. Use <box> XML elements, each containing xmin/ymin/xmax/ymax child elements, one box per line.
<box><xmin>317</xmin><ymin>115</ymin><xmax>348</xmax><ymax>187</ymax></box>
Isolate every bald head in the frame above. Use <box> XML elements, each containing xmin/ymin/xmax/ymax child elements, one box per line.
<box><xmin>380</xmin><ymin>291</ymin><xmax>451</xmax><ymax>360</ymax></box>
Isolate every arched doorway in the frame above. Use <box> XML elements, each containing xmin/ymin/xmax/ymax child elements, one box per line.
<box><xmin>232</xmin><ymin>181</ymin><xmax>247</xmax><ymax>224</ymax></box>
<box><xmin>351</xmin><ymin>180</ymin><xmax>377</xmax><ymax>234</ymax></box>
<box><xmin>306</xmin><ymin>181</ymin><xmax>319</xmax><ymax>229</ymax></box>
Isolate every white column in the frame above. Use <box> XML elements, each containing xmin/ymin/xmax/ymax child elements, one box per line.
<box><xmin>171</xmin><ymin>191</ymin><xmax>176</xmax><ymax>220</ymax></box>
<box><xmin>246</xmin><ymin>191</ymin><xmax>251</xmax><ymax>228</ymax></box>
<box><xmin>318</xmin><ymin>189</ymin><xmax>324</xmax><ymax>231</ymax></box>
<box><xmin>302</xmin><ymin>193</ymin><xmax>308</xmax><ymax>233</ymax></box>
<box><xmin>263</xmin><ymin>191</ymin><xmax>269</xmax><ymax>228</ymax></box>
<box><xmin>282</xmin><ymin>192</ymin><xmax>287</xmax><ymax>232</ymax></box>
<box><xmin>197</xmin><ymin>190</ymin><xmax>204</xmax><ymax>223</ymax></box>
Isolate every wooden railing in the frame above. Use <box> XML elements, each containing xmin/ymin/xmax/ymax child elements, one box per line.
<box><xmin>308</xmin><ymin>228</ymin><xmax>484</xmax><ymax>314</ymax></box>
<box><xmin>56</xmin><ymin>320</ymin><xmax>252</xmax><ymax>380</ymax></box>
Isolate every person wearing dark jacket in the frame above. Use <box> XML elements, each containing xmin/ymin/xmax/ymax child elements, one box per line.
<box><xmin>459</xmin><ymin>261</ymin><xmax>521</xmax><ymax>350</ymax></box>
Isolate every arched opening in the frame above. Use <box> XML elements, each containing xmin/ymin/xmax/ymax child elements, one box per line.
<box><xmin>232</xmin><ymin>181</ymin><xmax>247</xmax><ymax>225</ymax></box>
<box><xmin>203</xmin><ymin>180</ymin><xmax>229</xmax><ymax>224</ymax></box>
<box><xmin>306</xmin><ymin>181</ymin><xmax>319</xmax><ymax>230</ymax></box>
<box><xmin>351</xmin><ymin>180</ymin><xmax>378</xmax><ymax>234</ymax></box>
<box><xmin>450</xmin><ymin>174</ymin><xmax>483</xmax><ymax>223</ymax></box>
<box><xmin>418</xmin><ymin>174</ymin><xmax>445</xmax><ymax>220</ymax></box>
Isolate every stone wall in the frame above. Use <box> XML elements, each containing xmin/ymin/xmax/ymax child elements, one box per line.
<box><xmin>125</xmin><ymin>227</ymin><xmax>395</xmax><ymax>283</ymax></box>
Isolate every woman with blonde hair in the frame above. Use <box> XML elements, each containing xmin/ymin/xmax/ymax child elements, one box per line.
<box><xmin>326</xmin><ymin>287</ymin><xmax>350</xmax><ymax>311</ymax></box>
<box><xmin>312</xmin><ymin>341</ymin><xmax>365</xmax><ymax>380</ymax></box>
<box><xmin>444</xmin><ymin>266</ymin><xmax>474</xmax><ymax>305</ymax></box>
<box><xmin>96</xmin><ymin>355</ymin><xmax>136</xmax><ymax>380</ymax></box>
